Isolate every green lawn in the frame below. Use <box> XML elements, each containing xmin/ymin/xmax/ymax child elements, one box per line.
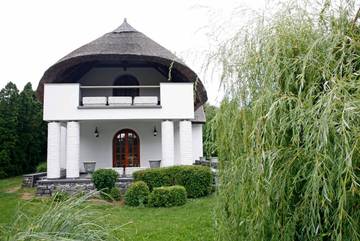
<box><xmin>0</xmin><ymin>177</ymin><xmax>215</xmax><ymax>241</ymax></box>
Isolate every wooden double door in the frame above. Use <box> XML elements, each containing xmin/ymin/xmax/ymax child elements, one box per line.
<box><xmin>113</xmin><ymin>129</ymin><xmax>140</xmax><ymax>167</ymax></box>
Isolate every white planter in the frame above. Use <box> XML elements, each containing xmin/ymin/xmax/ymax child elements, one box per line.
<box><xmin>133</xmin><ymin>96</ymin><xmax>158</xmax><ymax>105</ymax></box>
<box><xmin>210</xmin><ymin>157</ymin><xmax>218</xmax><ymax>163</ymax></box>
<box><xmin>82</xmin><ymin>97</ymin><xmax>107</xmax><ymax>106</ymax></box>
<box><xmin>108</xmin><ymin>96</ymin><xmax>132</xmax><ymax>106</ymax></box>
<box><xmin>149</xmin><ymin>160</ymin><xmax>161</xmax><ymax>168</ymax></box>
<box><xmin>83</xmin><ymin>161</ymin><xmax>96</xmax><ymax>173</ymax></box>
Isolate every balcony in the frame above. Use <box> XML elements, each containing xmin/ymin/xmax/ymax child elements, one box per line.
<box><xmin>43</xmin><ymin>82</ymin><xmax>194</xmax><ymax>121</ymax></box>
<box><xmin>79</xmin><ymin>85</ymin><xmax>161</xmax><ymax>109</ymax></box>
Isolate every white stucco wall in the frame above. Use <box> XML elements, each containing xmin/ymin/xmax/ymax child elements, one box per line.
<box><xmin>43</xmin><ymin>83</ymin><xmax>194</xmax><ymax>121</ymax></box>
<box><xmin>79</xmin><ymin>120</ymin><xmax>162</xmax><ymax>171</ymax></box>
<box><xmin>192</xmin><ymin>124</ymin><xmax>203</xmax><ymax>160</ymax></box>
<box><xmin>77</xmin><ymin>120</ymin><xmax>203</xmax><ymax>171</ymax></box>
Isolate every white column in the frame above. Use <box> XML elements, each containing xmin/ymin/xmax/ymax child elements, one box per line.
<box><xmin>161</xmin><ymin>120</ymin><xmax>175</xmax><ymax>167</ymax></box>
<box><xmin>47</xmin><ymin>122</ymin><xmax>61</xmax><ymax>179</ymax></box>
<box><xmin>179</xmin><ymin>120</ymin><xmax>193</xmax><ymax>165</ymax></box>
<box><xmin>66</xmin><ymin>121</ymin><xmax>80</xmax><ymax>178</ymax></box>
<box><xmin>60</xmin><ymin>124</ymin><xmax>67</xmax><ymax>170</ymax></box>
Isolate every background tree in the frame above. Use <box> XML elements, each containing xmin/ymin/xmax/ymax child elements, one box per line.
<box><xmin>203</xmin><ymin>103</ymin><xmax>218</xmax><ymax>158</ymax></box>
<box><xmin>0</xmin><ymin>82</ymin><xmax>20</xmax><ymax>178</ymax></box>
<box><xmin>17</xmin><ymin>82</ymin><xmax>47</xmax><ymax>174</ymax></box>
<box><xmin>0</xmin><ymin>82</ymin><xmax>46</xmax><ymax>178</ymax></box>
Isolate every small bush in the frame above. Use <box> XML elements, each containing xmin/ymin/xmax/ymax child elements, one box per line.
<box><xmin>174</xmin><ymin>166</ymin><xmax>212</xmax><ymax>198</ymax></box>
<box><xmin>110</xmin><ymin>187</ymin><xmax>121</xmax><ymax>201</ymax></box>
<box><xmin>124</xmin><ymin>181</ymin><xmax>150</xmax><ymax>207</ymax></box>
<box><xmin>133</xmin><ymin>166</ymin><xmax>212</xmax><ymax>198</ymax></box>
<box><xmin>132</xmin><ymin>167</ymin><xmax>175</xmax><ymax>190</ymax></box>
<box><xmin>91</xmin><ymin>169</ymin><xmax>119</xmax><ymax>194</ymax></box>
<box><xmin>36</xmin><ymin>162</ymin><xmax>47</xmax><ymax>172</ymax></box>
<box><xmin>148</xmin><ymin>185</ymin><xmax>187</xmax><ymax>207</ymax></box>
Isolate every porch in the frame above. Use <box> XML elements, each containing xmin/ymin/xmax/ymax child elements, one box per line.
<box><xmin>46</xmin><ymin>119</ymin><xmax>203</xmax><ymax>179</ymax></box>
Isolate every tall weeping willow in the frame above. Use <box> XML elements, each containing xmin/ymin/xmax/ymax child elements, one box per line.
<box><xmin>209</xmin><ymin>1</ymin><xmax>360</xmax><ymax>240</ymax></box>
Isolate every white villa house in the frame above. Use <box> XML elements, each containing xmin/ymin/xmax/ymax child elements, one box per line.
<box><xmin>37</xmin><ymin>19</ymin><xmax>208</xmax><ymax>179</ymax></box>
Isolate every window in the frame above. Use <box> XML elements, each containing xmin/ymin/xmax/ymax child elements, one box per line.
<box><xmin>113</xmin><ymin>75</ymin><xmax>139</xmax><ymax>97</ymax></box>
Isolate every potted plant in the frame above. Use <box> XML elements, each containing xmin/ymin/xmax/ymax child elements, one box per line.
<box><xmin>83</xmin><ymin>161</ymin><xmax>96</xmax><ymax>173</ymax></box>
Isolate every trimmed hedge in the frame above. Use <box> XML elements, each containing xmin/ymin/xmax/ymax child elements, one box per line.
<box><xmin>148</xmin><ymin>185</ymin><xmax>187</xmax><ymax>207</ymax></box>
<box><xmin>124</xmin><ymin>181</ymin><xmax>150</xmax><ymax>207</ymax></box>
<box><xmin>133</xmin><ymin>165</ymin><xmax>212</xmax><ymax>198</ymax></box>
<box><xmin>91</xmin><ymin>169</ymin><xmax>119</xmax><ymax>193</ymax></box>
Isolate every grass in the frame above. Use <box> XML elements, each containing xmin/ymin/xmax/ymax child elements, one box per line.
<box><xmin>0</xmin><ymin>177</ymin><xmax>215</xmax><ymax>241</ymax></box>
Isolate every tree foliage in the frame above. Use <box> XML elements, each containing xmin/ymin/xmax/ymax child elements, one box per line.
<box><xmin>209</xmin><ymin>1</ymin><xmax>360</xmax><ymax>240</ymax></box>
<box><xmin>203</xmin><ymin>104</ymin><xmax>219</xmax><ymax>158</ymax></box>
<box><xmin>0</xmin><ymin>82</ymin><xmax>46</xmax><ymax>178</ymax></box>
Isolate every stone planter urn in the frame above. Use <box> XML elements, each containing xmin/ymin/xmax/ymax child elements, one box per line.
<box><xmin>149</xmin><ymin>160</ymin><xmax>161</xmax><ymax>168</ymax></box>
<box><xmin>210</xmin><ymin>157</ymin><xmax>219</xmax><ymax>169</ymax></box>
<box><xmin>83</xmin><ymin>161</ymin><xmax>96</xmax><ymax>173</ymax></box>
<box><xmin>200</xmin><ymin>156</ymin><xmax>207</xmax><ymax>162</ymax></box>
<box><xmin>210</xmin><ymin>157</ymin><xmax>218</xmax><ymax>163</ymax></box>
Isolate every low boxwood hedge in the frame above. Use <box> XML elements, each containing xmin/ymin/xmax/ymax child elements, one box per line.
<box><xmin>133</xmin><ymin>165</ymin><xmax>212</xmax><ymax>198</ymax></box>
<box><xmin>148</xmin><ymin>185</ymin><xmax>187</xmax><ymax>207</ymax></box>
<box><xmin>124</xmin><ymin>181</ymin><xmax>150</xmax><ymax>207</ymax></box>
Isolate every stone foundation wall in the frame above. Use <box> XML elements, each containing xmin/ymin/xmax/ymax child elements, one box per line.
<box><xmin>36</xmin><ymin>177</ymin><xmax>133</xmax><ymax>196</ymax></box>
<box><xmin>22</xmin><ymin>172</ymin><xmax>47</xmax><ymax>188</ymax></box>
<box><xmin>36</xmin><ymin>179</ymin><xmax>94</xmax><ymax>196</ymax></box>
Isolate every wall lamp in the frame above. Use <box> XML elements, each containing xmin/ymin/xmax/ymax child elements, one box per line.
<box><xmin>94</xmin><ymin>127</ymin><xmax>99</xmax><ymax>138</ymax></box>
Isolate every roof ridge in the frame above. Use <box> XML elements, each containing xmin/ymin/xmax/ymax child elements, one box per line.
<box><xmin>113</xmin><ymin>18</ymin><xmax>138</xmax><ymax>33</ymax></box>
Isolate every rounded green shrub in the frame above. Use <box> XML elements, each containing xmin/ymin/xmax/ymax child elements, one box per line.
<box><xmin>148</xmin><ymin>185</ymin><xmax>187</xmax><ymax>207</ymax></box>
<box><xmin>133</xmin><ymin>166</ymin><xmax>212</xmax><ymax>198</ymax></box>
<box><xmin>109</xmin><ymin>187</ymin><xmax>121</xmax><ymax>201</ymax></box>
<box><xmin>36</xmin><ymin>162</ymin><xmax>47</xmax><ymax>172</ymax></box>
<box><xmin>174</xmin><ymin>166</ymin><xmax>212</xmax><ymax>198</ymax></box>
<box><xmin>91</xmin><ymin>169</ymin><xmax>119</xmax><ymax>193</ymax></box>
<box><xmin>132</xmin><ymin>167</ymin><xmax>176</xmax><ymax>190</ymax></box>
<box><xmin>124</xmin><ymin>181</ymin><xmax>150</xmax><ymax>207</ymax></box>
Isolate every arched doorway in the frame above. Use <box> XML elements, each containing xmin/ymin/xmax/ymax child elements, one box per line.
<box><xmin>113</xmin><ymin>75</ymin><xmax>139</xmax><ymax>97</ymax></box>
<box><xmin>113</xmin><ymin>129</ymin><xmax>140</xmax><ymax>168</ymax></box>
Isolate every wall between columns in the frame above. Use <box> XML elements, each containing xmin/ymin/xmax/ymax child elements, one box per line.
<box><xmin>192</xmin><ymin>124</ymin><xmax>203</xmax><ymax>160</ymax></box>
<box><xmin>80</xmin><ymin>121</ymin><xmax>162</xmax><ymax>171</ymax></box>
<box><xmin>77</xmin><ymin>120</ymin><xmax>203</xmax><ymax>171</ymax></box>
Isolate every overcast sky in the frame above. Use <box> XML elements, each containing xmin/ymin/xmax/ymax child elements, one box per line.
<box><xmin>0</xmin><ymin>0</ymin><xmax>266</xmax><ymax>104</ymax></box>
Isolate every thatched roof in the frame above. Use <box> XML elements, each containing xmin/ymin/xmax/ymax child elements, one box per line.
<box><xmin>193</xmin><ymin>106</ymin><xmax>206</xmax><ymax>123</ymax></box>
<box><xmin>36</xmin><ymin>19</ymin><xmax>207</xmax><ymax>109</ymax></box>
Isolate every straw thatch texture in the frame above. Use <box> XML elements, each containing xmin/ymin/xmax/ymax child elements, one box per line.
<box><xmin>36</xmin><ymin>19</ymin><xmax>207</xmax><ymax>109</ymax></box>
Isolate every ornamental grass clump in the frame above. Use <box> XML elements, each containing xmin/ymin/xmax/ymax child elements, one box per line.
<box><xmin>2</xmin><ymin>192</ymin><xmax>120</xmax><ymax>241</ymax></box>
<box><xmin>208</xmin><ymin>1</ymin><xmax>360</xmax><ymax>240</ymax></box>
